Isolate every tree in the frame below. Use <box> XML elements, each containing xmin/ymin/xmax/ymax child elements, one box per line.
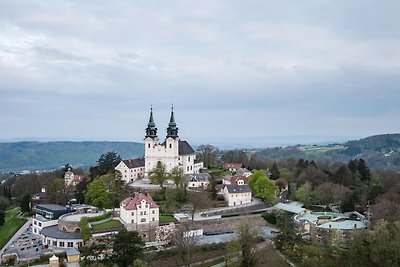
<box><xmin>222</xmin><ymin>150</ymin><xmax>249</xmax><ymax>166</ymax></box>
<box><xmin>333</xmin><ymin>165</ymin><xmax>353</xmax><ymax>186</ymax></box>
<box><xmin>313</xmin><ymin>182</ymin><xmax>349</xmax><ymax>205</ymax></box>
<box><xmin>237</xmin><ymin>222</ymin><xmax>259</xmax><ymax>267</ymax></box>
<box><xmin>133</xmin><ymin>259</ymin><xmax>150</xmax><ymax>267</ymax></box>
<box><xmin>90</xmin><ymin>151</ymin><xmax>122</xmax><ymax>179</ymax></box>
<box><xmin>225</xmin><ymin>239</ymin><xmax>241</xmax><ymax>267</ymax></box>
<box><xmin>0</xmin><ymin>210</ymin><xmax>5</xmax><ymax>226</ymax></box>
<box><xmin>196</xmin><ymin>144</ymin><xmax>218</xmax><ymax>168</ymax></box>
<box><xmin>112</xmin><ymin>229</ymin><xmax>145</xmax><ymax>267</ymax></box>
<box><xmin>171</xmin><ymin>223</ymin><xmax>201</xmax><ymax>267</ymax></box>
<box><xmin>20</xmin><ymin>194</ymin><xmax>31</xmax><ymax>213</ymax></box>
<box><xmin>149</xmin><ymin>162</ymin><xmax>168</xmax><ymax>189</ymax></box>
<box><xmin>187</xmin><ymin>191</ymin><xmax>212</xmax><ymax>221</ymax></box>
<box><xmin>0</xmin><ymin>196</ymin><xmax>9</xmax><ymax>210</ymax></box>
<box><xmin>248</xmin><ymin>170</ymin><xmax>277</xmax><ymax>203</ymax></box>
<box><xmin>274</xmin><ymin>211</ymin><xmax>300</xmax><ymax>250</ymax></box>
<box><xmin>75</xmin><ymin>178</ymin><xmax>89</xmax><ymax>204</ymax></box>
<box><xmin>270</xmin><ymin>162</ymin><xmax>280</xmax><ymax>180</ymax></box>
<box><xmin>294</xmin><ymin>182</ymin><xmax>312</xmax><ymax>204</ymax></box>
<box><xmin>48</xmin><ymin>178</ymin><xmax>66</xmax><ymax>204</ymax></box>
<box><xmin>358</xmin><ymin>158</ymin><xmax>371</xmax><ymax>183</ymax></box>
<box><xmin>85</xmin><ymin>173</ymin><xmax>129</xmax><ymax>209</ymax></box>
<box><xmin>169</xmin><ymin>166</ymin><xmax>185</xmax><ymax>189</ymax></box>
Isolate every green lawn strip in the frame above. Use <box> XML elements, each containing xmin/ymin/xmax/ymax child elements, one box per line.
<box><xmin>0</xmin><ymin>208</ymin><xmax>26</xmax><ymax>249</ymax></box>
<box><xmin>159</xmin><ymin>215</ymin><xmax>175</xmax><ymax>222</ymax></box>
<box><xmin>91</xmin><ymin>219</ymin><xmax>122</xmax><ymax>231</ymax></box>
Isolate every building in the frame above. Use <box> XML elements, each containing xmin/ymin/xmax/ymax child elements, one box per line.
<box><xmin>223</xmin><ymin>183</ymin><xmax>252</xmax><ymax>206</ymax></box>
<box><xmin>115</xmin><ymin>158</ymin><xmax>145</xmax><ymax>183</ymax></box>
<box><xmin>120</xmin><ymin>192</ymin><xmax>159</xmax><ymax>241</ymax></box>
<box><xmin>224</xmin><ymin>163</ymin><xmax>243</xmax><ymax>172</ymax></box>
<box><xmin>116</xmin><ymin>107</ymin><xmax>203</xmax><ymax>181</ymax></box>
<box><xmin>64</xmin><ymin>168</ymin><xmax>85</xmax><ymax>187</ymax></box>
<box><xmin>185</xmin><ymin>173</ymin><xmax>210</xmax><ymax>188</ymax></box>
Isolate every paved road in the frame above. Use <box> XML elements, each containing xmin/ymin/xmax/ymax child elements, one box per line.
<box><xmin>0</xmin><ymin>217</ymin><xmax>32</xmax><ymax>259</ymax></box>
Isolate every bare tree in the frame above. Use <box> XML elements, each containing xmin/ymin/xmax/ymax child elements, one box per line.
<box><xmin>187</xmin><ymin>191</ymin><xmax>212</xmax><ymax>221</ymax></box>
<box><xmin>171</xmin><ymin>223</ymin><xmax>201</xmax><ymax>267</ymax></box>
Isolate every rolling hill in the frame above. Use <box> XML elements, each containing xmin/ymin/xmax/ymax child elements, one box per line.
<box><xmin>254</xmin><ymin>134</ymin><xmax>400</xmax><ymax>169</ymax></box>
<box><xmin>0</xmin><ymin>141</ymin><xmax>144</xmax><ymax>173</ymax></box>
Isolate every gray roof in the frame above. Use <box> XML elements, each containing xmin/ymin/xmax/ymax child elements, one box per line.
<box><xmin>66</xmin><ymin>247</ymin><xmax>80</xmax><ymax>256</ymax></box>
<box><xmin>122</xmin><ymin>158</ymin><xmax>145</xmax><ymax>168</ymax></box>
<box><xmin>225</xmin><ymin>184</ymin><xmax>251</xmax><ymax>193</ymax></box>
<box><xmin>36</xmin><ymin>204</ymin><xmax>68</xmax><ymax>211</ymax></box>
<box><xmin>185</xmin><ymin>173</ymin><xmax>210</xmax><ymax>182</ymax></box>
<box><xmin>179</xmin><ymin>141</ymin><xmax>195</xmax><ymax>155</ymax></box>
<box><xmin>41</xmin><ymin>225</ymin><xmax>82</xmax><ymax>240</ymax></box>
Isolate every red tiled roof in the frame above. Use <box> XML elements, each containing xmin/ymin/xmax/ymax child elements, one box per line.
<box><xmin>224</xmin><ymin>163</ymin><xmax>242</xmax><ymax>169</ymax></box>
<box><xmin>72</xmin><ymin>175</ymin><xmax>85</xmax><ymax>183</ymax></box>
<box><xmin>229</xmin><ymin>176</ymin><xmax>249</xmax><ymax>184</ymax></box>
<box><xmin>120</xmin><ymin>192</ymin><xmax>159</xmax><ymax>210</ymax></box>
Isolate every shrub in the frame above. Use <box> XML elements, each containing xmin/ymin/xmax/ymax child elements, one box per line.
<box><xmin>261</xmin><ymin>212</ymin><xmax>277</xmax><ymax>224</ymax></box>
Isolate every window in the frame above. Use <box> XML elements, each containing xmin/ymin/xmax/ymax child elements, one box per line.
<box><xmin>152</xmin><ymin>210</ymin><xmax>155</xmax><ymax>214</ymax></box>
<box><xmin>144</xmin><ymin>211</ymin><xmax>147</xmax><ymax>215</ymax></box>
<box><xmin>169</xmin><ymin>144</ymin><xmax>172</xmax><ymax>148</ymax></box>
<box><xmin>38</xmin><ymin>222</ymin><xmax>42</xmax><ymax>227</ymax></box>
<box><xmin>148</xmin><ymin>144</ymin><xmax>150</xmax><ymax>148</ymax></box>
<box><xmin>59</xmin><ymin>242</ymin><xmax>65</xmax><ymax>247</ymax></box>
<box><xmin>52</xmin><ymin>241</ymin><xmax>57</xmax><ymax>246</ymax></box>
<box><xmin>131</xmin><ymin>219</ymin><xmax>135</xmax><ymax>223</ymax></box>
<box><xmin>152</xmin><ymin>217</ymin><xmax>155</xmax><ymax>221</ymax></box>
<box><xmin>33</xmin><ymin>221</ymin><xmax>37</xmax><ymax>225</ymax></box>
<box><xmin>67</xmin><ymin>242</ymin><xmax>73</xmax><ymax>247</ymax></box>
<box><xmin>188</xmin><ymin>157</ymin><xmax>191</xmax><ymax>161</ymax></box>
<box><xmin>141</xmin><ymin>218</ymin><xmax>146</xmax><ymax>222</ymax></box>
<box><xmin>125</xmin><ymin>170</ymin><xmax>127</xmax><ymax>172</ymax></box>
<box><xmin>140</xmin><ymin>211</ymin><xmax>143</xmax><ymax>215</ymax></box>
<box><xmin>131</xmin><ymin>212</ymin><xmax>134</xmax><ymax>216</ymax></box>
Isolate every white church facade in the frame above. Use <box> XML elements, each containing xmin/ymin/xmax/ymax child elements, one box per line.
<box><xmin>116</xmin><ymin>107</ymin><xmax>203</xmax><ymax>183</ymax></box>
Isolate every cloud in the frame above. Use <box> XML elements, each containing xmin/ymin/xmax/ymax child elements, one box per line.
<box><xmin>0</xmin><ymin>0</ymin><xmax>399</xmax><ymax>141</ymax></box>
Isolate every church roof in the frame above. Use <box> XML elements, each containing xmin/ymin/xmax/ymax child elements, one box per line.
<box><xmin>122</xmin><ymin>158</ymin><xmax>145</xmax><ymax>169</ymax></box>
<box><xmin>120</xmin><ymin>192</ymin><xmax>159</xmax><ymax>210</ymax></box>
<box><xmin>178</xmin><ymin>141</ymin><xmax>195</xmax><ymax>155</ymax></box>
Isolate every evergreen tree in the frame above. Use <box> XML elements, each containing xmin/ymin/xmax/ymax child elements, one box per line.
<box><xmin>0</xmin><ymin>210</ymin><xmax>5</xmax><ymax>226</ymax></box>
<box><xmin>358</xmin><ymin>158</ymin><xmax>371</xmax><ymax>183</ymax></box>
<box><xmin>270</xmin><ymin>162</ymin><xmax>280</xmax><ymax>180</ymax></box>
<box><xmin>20</xmin><ymin>194</ymin><xmax>31</xmax><ymax>213</ymax></box>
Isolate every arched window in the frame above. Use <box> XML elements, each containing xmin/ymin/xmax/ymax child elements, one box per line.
<box><xmin>141</xmin><ymin>218</ymin><xmax>146</xmax><ymax>223</ymax></box>
<box><xmin>169</xmin><ymin>143</ymin><xmax>172</xmax><ymax>148</ymax></box>
<box><xmin>148</xmin><ymin>143</ymin><xmax>150</xmax><ymax>148</ymax></box>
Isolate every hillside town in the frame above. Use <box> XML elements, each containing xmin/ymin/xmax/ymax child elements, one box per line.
<box><xmin>2</xmin><ymin>108</ymin><xmax>395</xmax><ymax>267</ymax></box>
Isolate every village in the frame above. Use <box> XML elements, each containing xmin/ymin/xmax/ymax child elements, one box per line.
<box><xmin>0</xmin><ymin>109</ymin><xmax>371</xmax><ymax>267</ymax></box>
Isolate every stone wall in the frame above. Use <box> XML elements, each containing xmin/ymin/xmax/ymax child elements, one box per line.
<box><xmin>190</xmin><ymin>214</ymin><xmax>266</xmax><ymax>234</ymax></box>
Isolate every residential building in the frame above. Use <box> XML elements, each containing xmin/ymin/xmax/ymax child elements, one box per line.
<box><xmin>185</xmin><ymin>173</ymin><xmax>210</xmax><ymax>188</ymax></box>
<box><xmin>115</xmin><ymin>158</ymin><xmax>145</xmax><ymax>183</ymax></box>
<box><xmin>224</xmin><ymin>163</ymin><xmax>243</xmax><ymax>172</ymax></box>
<box><xmin>120</xmin><ymin>192</ymin><xmax>159</xmax><ymax>241</ymax></box>
<box><xmin>223</xmin><ymin>183</ymin><xmax>252</xmax><ymax>206</ymax></box>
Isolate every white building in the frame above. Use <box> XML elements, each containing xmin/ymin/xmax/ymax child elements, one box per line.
<box><xmin>64</xmin><ymin>168</ymin><xmax>85</xmax><ymax>187</ymax></box>
<box><xmin>223</xmin><ymin>183</ymin><xmax>252</xmax><ymax>206</ymax></box>
<box><xmin>185</xmin><ymin>173</ymin><xmax>210</xmax><ymax>189</ymax></box>
<box><xmin>120</xmin><ymin>192</ymin><xmax>159</xmax><ymax>241</ymax></box>
<box><xmin>116</xmin><ymin>107</ymin><xmax>203</xmax><ymax>181</ymax></box>
<box><xmin>115</xmin><ymin>158</ymin><xmax>145</xmax><ymax>183</ymax></box>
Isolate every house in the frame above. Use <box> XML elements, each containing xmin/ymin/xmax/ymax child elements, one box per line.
<box><xmin>66</xmin><ymin>247</ymin><xmax>80</xmax><ymax>263</ymax></box>
<box><xmin>223</xmin><ymin>184</ymin><xmax>252</xmax><ymax>206</ymax></box>
<box><xmin>185</xmin><ymin>173</ymin><xmax>210</xmax><ymax>188</ymax></box>
<box><xmin>120</xmin><ymin>192</ymin><xmax>159</xmax><ymax>241</ymax></box>
<box><xmin>31</xmin><ymin>187</ymin><xmax>50</xmax><ymax>207</ymax></box>
<box><xmin>64</xmin><ymin>168</ymin><xmax>86</xmax><ymax>187</ymax></box>
<box><xmin>236</xmin><ymin>168</ymin><xmax>252</xmax><ymax>178</ymax></box>
<box><xmin>223</xmin><ymin>176</ymin><xmax>249</xmax><ymax>185</ymax></box>
<box><xmin>224</xmin><ymin>163</ymin><xmax>243</xmax><ymax>172</ymax></box>
<box><xmin>115</xmin><ymin>158</ymin><xmax>145</xmax><ymax>183</ymax></box>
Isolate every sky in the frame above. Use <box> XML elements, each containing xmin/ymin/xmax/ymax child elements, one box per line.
<box><xmin>0</xmin><ymin>1</ymin><xmax>399</xmax><ymax>144</ymax></box>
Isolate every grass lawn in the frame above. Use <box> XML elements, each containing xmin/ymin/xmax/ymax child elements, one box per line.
<box><xmin>0</xmin><ymin>208</ymin><xmax>26</xmax><ymax>249</ymax></box>
<box><xmin>91</xmin><ymin>219</ymin><xmax>122</xmax><ymax>231</ymax></box>
<box><xmin>159</xmin><ymin>215</ymin><xmax>175</xmax><ymax>222</ymax></box>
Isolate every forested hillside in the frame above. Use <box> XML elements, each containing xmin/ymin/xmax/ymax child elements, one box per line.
<box><xmin>254</xmin><ymin>134</ymin><xmax>400</xmax><ymax>169</ymax></box>
<box><xmin>0</xmin><ymin>141</ymin><xmax>144</xmax><ymax>172</ymax></box>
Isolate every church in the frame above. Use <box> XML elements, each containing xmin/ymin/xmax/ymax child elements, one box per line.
<box><xmin>115</xmin><ymin>107</ymin><xmax>203</xmax><ymax>183</ymax></box>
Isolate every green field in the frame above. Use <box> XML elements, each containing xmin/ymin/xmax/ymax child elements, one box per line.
<box><xmin>159</xmin><ymin>215</ymin><xmax>175</xmax><ymax>222</ymax></box>
<box><xmin>0</xmin><ymin>208</ymin><xmax>26</xmax><ymax>249</ymax></box>
<box><xmin>91</xmin><ymin>219</ymin><xmax>122</xmax><ymax>231</ymax></box>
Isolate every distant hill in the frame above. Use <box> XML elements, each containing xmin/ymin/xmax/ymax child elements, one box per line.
<box><xmin>0</xmin><ymin>141</ymin><xmax>144</xmax><ymax>173</ymax></box>
<box><xmin>254</xmin><ymin>134</ymin><xmax>400</xmax><ymax>169</ymax></box>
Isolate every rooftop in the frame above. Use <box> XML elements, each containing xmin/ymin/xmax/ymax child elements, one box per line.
<box><xmin>225</xmin><ymin>184</ymin><xmax>251</xmax><ymax>193</ymax></box>
<box><xmin>122</xmin><ymin>158</ymin><xmax>145</xmax><ymax>169</ymax></box>
<box><xmin>36</xmin><ymin>204</ymin><xmax>68</xmax><ymax>211</ymax></box>
<box><xmin>120</xmin><ymin>192</ymin><xmax>159</xmax><ymax>210</ymax></box>
<box><xmin>273</xmin><ymin>202</ymin><xmax>306</xmax><ymax>214</ymax></box>
<box><xmin>41</xmin><ymin>225</ymin><xmax>82</xmax><ymax>240</ymax></box>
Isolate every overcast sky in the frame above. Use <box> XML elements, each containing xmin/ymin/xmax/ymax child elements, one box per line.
<box><xmin>0</xmin><ymin>1</ymin><xmax>399</xmax><ymax>143</ymax></box>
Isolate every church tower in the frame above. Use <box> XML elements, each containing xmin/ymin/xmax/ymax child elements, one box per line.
<box><xmin>144</xmin><ymin>107</ymin><xmax>158</xmax><ymax>156</ymax></box>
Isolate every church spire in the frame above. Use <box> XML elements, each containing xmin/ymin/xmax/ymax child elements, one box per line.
<box><xmin>166</xmin><ymin>105</ymin><xmax>179</xmax><ymax>138</ymax></box>
<box><xmin>145</xmin><ymin>106</ymin><xmax>157</xmax><ymax>138</ymax></box>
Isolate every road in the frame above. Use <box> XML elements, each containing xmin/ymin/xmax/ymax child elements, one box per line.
<box><xmin>0</xmin><ymin>217</ymin><xmax>32</xmax><ymax>260</ymax></box>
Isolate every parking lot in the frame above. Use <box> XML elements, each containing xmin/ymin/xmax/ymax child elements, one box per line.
<box><xmin>3</xmin><ymin>226</ymin><xmax>44</xmax><ymax>260</ymax></box>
